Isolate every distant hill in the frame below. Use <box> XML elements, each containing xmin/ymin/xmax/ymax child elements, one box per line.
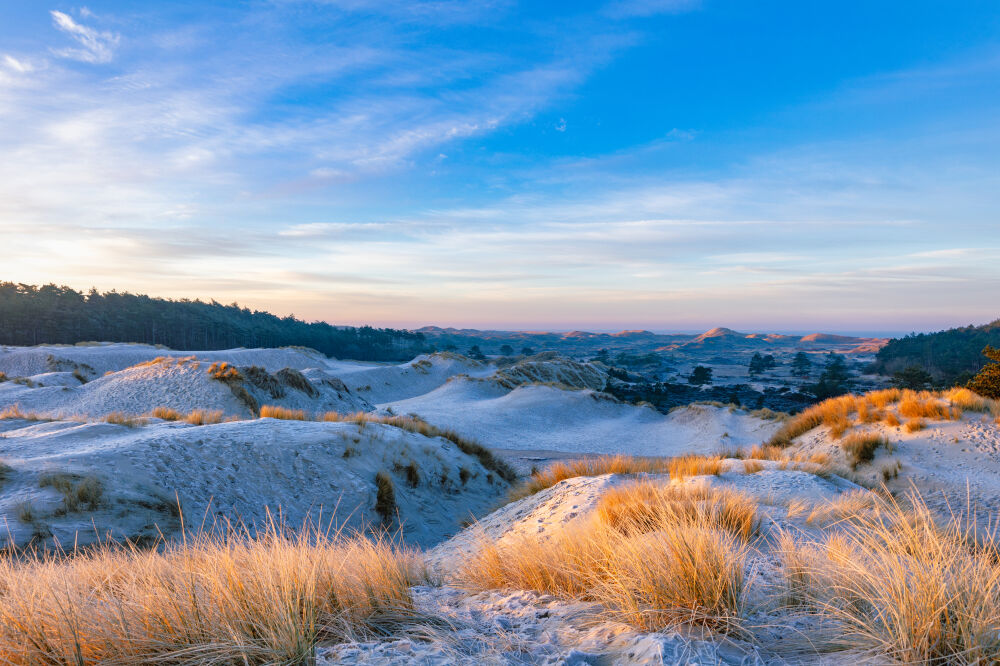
<box><xmin>417</xmin><ymin>325</ymin><xmax>886</xmax><ymax>357</ymax></box>
<box><xmin>0</xmin><ymin>282</ymin><xmax>427</xmax><ymax>361</ymax></box>
<box><xmin>871</xmin><ymin>319</ymin><xmax>1000</xmax><ymax>385</ymax></box>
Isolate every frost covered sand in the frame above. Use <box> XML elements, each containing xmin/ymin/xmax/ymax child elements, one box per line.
<box><xmin>0</xmin><ymin>417</ymin><xmax>509</xmax><ymax>549</ymax></box>
<box><xmin>388</xmin><ymin>377</ymin><xmax>782</xmax><ymax>456</ymax></box>
<box><xmin>6</xmin><ymin>345</ymin><xmax>1000</xmax><ymax>662</ymax></box>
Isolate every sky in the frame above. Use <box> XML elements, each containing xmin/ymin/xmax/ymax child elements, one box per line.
<box><xmin>1</xmin><ymin>1</ymin><xmax>998</xmax><ymax>334</ymax></box>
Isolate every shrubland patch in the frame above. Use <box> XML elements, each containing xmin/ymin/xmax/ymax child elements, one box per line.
<box><xmin>767</xmin><ymin>388</ymin><xmax>975</xmax><ymax>448</ymax></box>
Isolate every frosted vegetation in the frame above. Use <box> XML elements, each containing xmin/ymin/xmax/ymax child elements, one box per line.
<box><xmin>1</xmin><ymin>343</ymin><xmax>999</xmax><ymax>663</ymax></box>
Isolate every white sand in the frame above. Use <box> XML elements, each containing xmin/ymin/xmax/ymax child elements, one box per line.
<box><xmin>0</xmin><ymin>417</ymin><xmax>509</xmax><ymax>549</ymax></box>
<box><xmin>388</xmin><ymin>378</ymin><xmax>782</xmax><ymax>456</ymax></box>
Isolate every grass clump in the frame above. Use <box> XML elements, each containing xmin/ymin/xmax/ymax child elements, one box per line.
<box><xmin>945</xmin><ymin>387</ymin><xmax>999</xmax><ymax>414</ymax></box>
<box><xmin>104</xmin><ymin>411</ymin><xmax>145</xmax><ymax>428</ymax></box>
<box><xmin>15</xmin><ymin>501</ymin><xmax>36</xmax><ymax>523</ymax></box>
<box><xmin>462</xmin><ymin>481</ymin><xmax>754</xmax><ymax>634</ymax></box>
<box><xmin>150</xmin><ymin>406</ymin><xmax>182</xmax><ymax>421</ymax></box>
<box><xmin>276</xmin><ymin>368</ymin><xmax>319</xmax><ymax>398</ymax></box>
<box><xmin>374</xmin><ymin>471</ymin><xmax>397</xmax><ymax>525</ymax></box>
<box><xmin>39</xmin><ymin>473</ymin><xmax>103</xmax><ymax>513</ymax></box>
<box><xmin>840</xmin><ymin>432</ymin><xmax>890</xmax><ymax>469</ymax></box>
<box><xmin>779</xmin><ymin>494</ymin><xmax>1000</xmax><ymax>664</ymax></box>
<box><xmin>0</xmin><ymin>525</ymin><xmax>423</xmax><ymax>664</ymax></box>
<box><xmin>260</xmin><ymin>405</ymin><xmax>308</xmax><ymax>421</ymax></box>
<box><xmin>0</xmin><ymin>405</ymin><xmax>50</xmax><ymax>422</ymax></box>
<box><xmin>667</xmin><ymin>454</ymin><xmax>723</xmax><ymax>480</ymax></box>
<box><xmin>207</xmin><ymin>361</ymin><xmax>243</xmax><ymax>382</ymax></box>
<box><xmin>595</xmin><ymin>480</ymin><xmax>760</xmax><ymax>542</ymax></box>
<box><xmin>899</xmin><ymin>395</ymin><xmax>954</xmax><ymax>421</ymax></box>
<box><xmin>185</xmin><ymin>409</ymin><xmax>225</xmax><ymax>426</ymax></box>
<box><xmin>509</xmin><ymin>455</ymin><xmax>673</xmax><ymax>500</ymax></box>
<box><xmin>904</xmin><ymin>418</ymin><xmax>926</xmax><ymax>433</ymax></box>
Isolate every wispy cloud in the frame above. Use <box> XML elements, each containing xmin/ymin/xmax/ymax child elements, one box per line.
<box><xmin>0</xmin><ymin>3</ymin><xmax>998</xmax><ymax>331</ymax></box>
<box><xmin>49</xmin><ymin>10</ymin><xmax>119</xmax><ymax>64</ymax></box>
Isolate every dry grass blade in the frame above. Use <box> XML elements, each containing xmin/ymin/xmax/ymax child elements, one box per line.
<box><xmin>778</xmin><ymin>493</ymin><xmax>1000</xmax><ymax>664</ymax></box>
<box><xmin>260</xmin><ymin>404</ymin><xmax>308</xmax><ymax>420</ymax></box>
<box><xmin>462</xmin><ymin>481</ymin><xmax>755</xmax><ymax>635</ymax></box>
<box><xmin>0</xmin><ymin>524</ymin><xmax>425</xmax><ymax>664</ymax></box>
<box><xmin>508</xmin><ymin>455</ymin><xmax>673</xmax><ymax>500</ymax></box>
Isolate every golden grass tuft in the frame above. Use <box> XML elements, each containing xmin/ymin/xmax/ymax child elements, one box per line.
<box><xmin>104</xmin><ymin>411</ymin><xmax>145</xmax><ymax>428</ymax></box>
<box><xmin>462</xmin><ymin>482</ymin><xmax>754</xmax><ymax>633</ymax></box>
<box><xmin>184</xmin><ymin>409</ymin><xmax>225</xmax><ymax>426</ymax></box>
<box><xmin>595</xmin><ymin>480</ymin><xmax>760</xmax><ymax>542</ymax></box>
<box><xmin>259</xmin><ymin>404</ymin><xmax>308</xmax><ymax>420</ymax></box>
<box><xmin>207</xmin><ymin>361</ymin><xmax>243</xmax><ymax>382</ymax></box>
<box><xmin>0</xmin><ymin>526</ymin><xmax>424</xmax><ymax>664</ymax></box>
<box><xmin>779</xmin><ymin>493</ymin><xmax>1000</xmax><ymax>663</ymax></box>
<box><xmin>945</xmin><ymin>387</ymin><xmax>1000</xmax><ymax>414</ymax></box>
<box><xmin>149</xmin><ymin>406</ymin><xmax>182</xmax><ymax>421</ymax></box>
<box><xmin>509</xmin><ymin>455</ymin><xmax>673</xmax><ymax>500</ymax></box>
<box><xmin>802</xmin><ymin>489</ymin><xmax>881</xmax><ymax>526</ymax></box>
<box><xmin>840</xmin><ymin>431</ymin><xmax>890</xmax><ymax>469</ymax></box>
<box><xmin>899</xmin><ymin>393</ymin><xmax>954</xmax><ymax>420</ymax></box>
<box><xmin>865</xmin><ymin>388</ymin><xmax>902</xmax><ymax>410</ymax></box>
<box><xmin>904</xmin><ymin>418</ymin><xmax>926</xmax><ymax>433</ymax></box>
<box><xmin>767</xmin><ymin>388</ymin><xmax>973</xmax><ymax>449</ymax></box>
<box><xmin>667</xmin><ymin>454</ymin><xmax>723</xmax><ymax>480</ymax></box>
<box><xmin>0</xmin><ymin>405</ymin><xmax>50</xmax><ymax>422</ymax></box>
<box><xmin>743</xmin><ymin>459</ymin><xmax>764</xmax><ymax>474</ymax></box>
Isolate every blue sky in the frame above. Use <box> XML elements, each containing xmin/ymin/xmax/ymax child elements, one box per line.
<box><xmin>1</xmin><ymin>1</ymin><xmax>998</xmax><ymax>333</ymax></box>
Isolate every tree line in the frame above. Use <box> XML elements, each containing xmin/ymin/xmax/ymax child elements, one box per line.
<box><xmin>0</xmin><ymin>283</ymin><xmax>428</xmax><ymax>361</ymax></box>
<box><xmin>871</xmin><ymin>319</ymin><xmax>1000</xmax><ymax>385</ymax></box>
